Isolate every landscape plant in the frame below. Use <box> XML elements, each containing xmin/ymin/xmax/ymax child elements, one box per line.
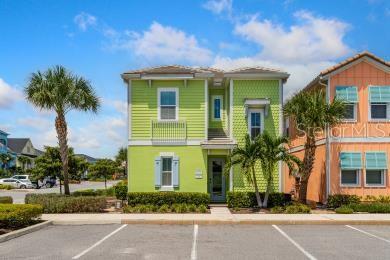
<box><xmin>0</xmin><ymin>204</ymin><xmax>43</xmax><ymax>229</ymax></box>
<box><xmin>284</xmin><ymin>90</ymin><xmax>345</xmax><ymax>203</ymax></box>
<box><xmin>25</xmin><ymin>66</ymin><xmax>100</xmax><ymax>195</ymax></box>
<box><xmin>88</xmin><ymin>159</ymin><xmax>118</xmax><ymax>188</ymax></box>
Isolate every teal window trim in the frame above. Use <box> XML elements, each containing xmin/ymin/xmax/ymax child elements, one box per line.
<box><xmin>365</xmin><ymin>152</ymin><xmax>387</xmax><ymax>170</ymax></box>
<box><xmin>340</xmin><ymin>152</ymin><xmax>362</xmax><ymax>169</ymax></box>
<box><xmin>369</xmin><ymin>86</ymin><xmax>390</xmax><ymax>103</ymax></box>
<box><xmin>335</xmin><ymin>86</ymin><xmax>358</xmax><ymax>103</ymax></box>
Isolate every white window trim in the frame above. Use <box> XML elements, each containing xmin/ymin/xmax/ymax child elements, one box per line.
<box><xmin>340</xmin><ymin>169</ymin><xmax>361</xmax><ymax>187</ymax></box>
<box><xmin>341</xmin><ymin>103</ymin><xmax>357</xmax><ymax>122</ymax></box>
<box><xmin>368</xmin><ymin>102</ymin><xmax>390</xmax><ymax>122</ymax></box>
<box><xmin>211</xmin><ymin>95</ymin><xmax>223</xmax><ymax>121</ymax></box>
<box><xmin>157</xmin><ymin>88</ymin><xmax>179</xmax><ymax>121</ymax></box>
<box><xmin>364</xmin><ymin>169</ymin><xmax>386</xmax><ymax>188</ymax></box>
<box><xmin>161</xmin><ymin>156</ymin><xmax>174</xmax><ymax>189</ymax></box>
<box><xmin>248</xmin><ymin>108</ymin><xmax>264</xmax><ymax>139</ymax></box>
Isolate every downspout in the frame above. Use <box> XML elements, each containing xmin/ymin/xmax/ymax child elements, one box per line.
<box><xmin>318</xmin><ymin>77</ymin><xmax>330</xmax><ymax>204</ymax></box>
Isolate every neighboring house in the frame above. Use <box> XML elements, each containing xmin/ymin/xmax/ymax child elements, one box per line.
<box><xmin>0</xmin><ymin>130</ymin><xmax>16</xmax><ymax>169</ymax></box>
<box><xmin>7</xmin><ymin>138</ymin><xmax>41</xmax><ymax>169</ymax></box>
<box><xmin>284</xmin><ymin>51</ymin><xmax>390</xmax><ymax>203</ymax></box>
<box><xmin>122</xmin><ymin>65</ymin><xmax>288</xmax><ymax>202</ymax></box>
<box><xmin>75</xmin><ymin>153</ymin><xmax>98</xmax><ymax>178</ymax></box>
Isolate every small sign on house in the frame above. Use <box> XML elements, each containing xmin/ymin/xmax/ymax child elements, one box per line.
<box><xmin>195</xmin><ymin>169</ymin><xmax>203</xmax><ymax>179</ymax></box>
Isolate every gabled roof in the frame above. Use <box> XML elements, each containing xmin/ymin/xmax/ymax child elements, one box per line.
<box><xmin>123</xmin><ymin>65</ymin><xmax>209</xmax><ymax>75</ymax></box>
<box><xmin>7</xmin><ymin>138</ymin><xmax>29</xmax><ymax>154</ymax></box>
<box><xmin>227</xmin><ymin>66</ymin><xmax>286</xmax><ymax>74</ymax></box>
<box><xmin>319</xmin><ymin>51</ymin><xmax>389</xmax><ymax>77</ymax></box>
<box><xmin>304</xmin><ymin>51</ymin><xmax>390</xmax><ymax>91</ymax></box>
<box><xmin>75</xmin><ymin>153</ymin><xmax>98</xmax><ymax>163</ymax></box>
<box><xmin>0</xmin><ymin>130</ymin><xmax>9</xmax><ymax>136</ymax></box>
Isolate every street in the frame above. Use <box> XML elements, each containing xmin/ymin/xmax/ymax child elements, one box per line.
<box><xmin>1</xmin><ymin>224</ymin><xmax>390</xmax><ymax>259</ymax></box>
<box><xmin>0</xmin><ymin>181</ymin><xmax>119</xmax><ymax>203</ymax></box>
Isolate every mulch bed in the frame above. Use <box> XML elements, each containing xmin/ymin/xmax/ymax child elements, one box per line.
<box><xmin>229</xmin><ymin>208</ymin><xmax>271</xmax><ymax>214</ymax></box>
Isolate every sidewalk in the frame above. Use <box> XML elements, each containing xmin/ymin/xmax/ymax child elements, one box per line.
<box><xmin>42</xmin><ymin>213</ymin><xmax>390</xmax><ymax>225</ymax></box>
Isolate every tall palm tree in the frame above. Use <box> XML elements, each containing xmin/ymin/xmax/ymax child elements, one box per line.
<box><xmin>225</xmin><ymin>134</ymin><xmax>263</xmax><ymax>207</ymax></box>
<box><xmin>25</xmin><ymin>66</ymin><xmax>100</xmax><ymax>195</ymax></box>
<box><xmin>284</xmin><ymin>89</ymin><xmax>345</xmax><ymax>203</ymax></box>
<box><xmin>257</xmin><ymin>131</ymin><xmax>302</xmax><ymax>208</ymax></box>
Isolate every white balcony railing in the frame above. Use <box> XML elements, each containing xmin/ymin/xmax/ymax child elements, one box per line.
<box><xmin>151</xmin><ymin>120</ymin><xmax>187</xmax><ymax>142</ymax></box>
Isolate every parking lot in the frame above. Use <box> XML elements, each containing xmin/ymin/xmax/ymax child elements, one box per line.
<box><xmin>0</xmin><ymin>181</ymin><xmax>119</xmax><ymax>203</ymax></box>
<box><xmin>1</xmin><ymin>224</ymin><xmax>390</xmax><ymax>260</ymax></box>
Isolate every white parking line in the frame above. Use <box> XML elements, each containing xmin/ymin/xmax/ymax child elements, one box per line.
<box><xmin>346</xmin><ymin>225</ymin><xmax>390</xmax><ymax>244</ymax></box>
<box><xmin>272</xmin><ymin>225</ymin><xmax>317</xmax><ymax>260</ymax></box>
<box><xmin>72</xmin><ymin>224</ymin><xmax>127</xmax><ymax>259</ymax></box>
<box><xmin>191</xmin><ymin>224</ymin><xmax>199</xmax><ymax>260</ymax></box>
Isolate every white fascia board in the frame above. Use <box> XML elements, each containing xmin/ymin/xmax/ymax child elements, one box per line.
<box><xmin>141</xmin><ymin>74</ymin><xmax>194</xmax><ymax>80</ymax></box>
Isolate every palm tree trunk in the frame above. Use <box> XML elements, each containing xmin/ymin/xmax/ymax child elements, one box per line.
<box><xmin>299</xmin><ymin>135</ymin><xmax>316</xmax><ymax>203</ymax></box>
<box><xmin>263</xmin><ymin>176</ymin><xmax>272</xmax><ymax>208</ymax></box>
<box><xmin>251</xmin><ymin>165</ymin><xmax>263</xmax><ymax>207</ymax></box>
<box><xmin>55</xmin><ymin>113</ymin><xmax>70</xmax><ymax>195</ymax></box>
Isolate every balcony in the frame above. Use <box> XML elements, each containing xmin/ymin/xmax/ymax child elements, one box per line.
<box><xmin>151</xmin><ymin>120</ymin><xmax>187</xmax><ymax>143</ymax></box>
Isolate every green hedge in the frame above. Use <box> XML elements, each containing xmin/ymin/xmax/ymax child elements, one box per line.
<box><xmin>72</xmin><ymin>187</ymin><xmax>115</xmax><ymax>197</ymax></box>
<box><xmin>0</xmin><ymin>204</ymin><xmax>43</xmax><ymax>228</ymax></box>
<box><xmin>115</xmin><ymin>184</ymin><xmax>127</xmax><ymax>201</ymax></box>
<box><xmin>350</xmin><ymin>203</ymin><xmax>390</xmax><ymax>213</ymax></box>
<box><xmin>335</xmin><ymin>205</ymin><xmax>354</xmax><ymax>214</ymax></box>
<box><xmin>25</xmin><ymin>194</ymin><xmax>107</xmax><ymax>213</ymax></box>
<box><xmin>327</xmin><ymin>194</ymin><xmax>361</xmax><ymax>208</ymax></box>
<box><xmin>226</xmin><ymin>192</ymin><xmax>292</xmax><ymax>208</ymax></box>
<box><xmin>270</xmin><ymin>204</ymin><xmax>311</xmax><ymax>214</ymax></box>
<box><xmin>0</xmin><ymin>184</ymin><xmax>13</xmax><ymax>190</ymax></box>
<box><xmin>0</xmin><ymin>196</ymin><xmax>13</xmax><ymax>204</ymax></box>
<box><xmin>127</xmin><ymin>192</ymin><xmax>210</xmax><ymax>206</ymax></box>
<box><xmin>123</xmin><ymin>203</ymin><xmax>208</xmax><ymax>213</ymax></box>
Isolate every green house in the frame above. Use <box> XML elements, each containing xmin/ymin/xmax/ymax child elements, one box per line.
<box><xmin>121</xmin><ymin>65</ymin><xmax>289</xmax><ymax>202</ymax></box>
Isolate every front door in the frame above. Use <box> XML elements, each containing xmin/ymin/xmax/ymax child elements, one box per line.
<box><xmin>209</xmin><ymin>158</ymin><xmax>226</xmax><ymax>202</ymax></box>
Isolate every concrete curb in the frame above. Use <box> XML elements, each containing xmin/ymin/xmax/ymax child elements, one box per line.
<box><xmin>0</xmin><ymin>220</ymin><xmax>52</xmax><ymax>243</ymax></box>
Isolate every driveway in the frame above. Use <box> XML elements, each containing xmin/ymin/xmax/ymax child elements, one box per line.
<box><xmin>1</xmin><ymin>224</ymin><xmax>390</xmax><ymax>259</ymax></box>
<box><xmin>0</xmin><ymin>181</ymin><xmax>119</xmax><ymax>203</ymax></box>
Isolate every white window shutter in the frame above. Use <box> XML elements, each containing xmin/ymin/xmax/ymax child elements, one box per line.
<box><xmin>172</xmin><ymin>156</ymin><xmax>179</xmax><ymax>187</ymax></box>
<box><xmin>154</xmin><ymin>157</ymin><xmax>161</xmax><ymax>187</ymax></box>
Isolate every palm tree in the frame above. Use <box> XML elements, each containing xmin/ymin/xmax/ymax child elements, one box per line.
<box><xmin>18</xmin><ymin>156</ymin><xmax>32</xmax><ymax>171</ymax></box>
<box><xmin>25</xmin><ymin>66</ymin><xmax>100</xmax><ymax>195</ymax></box>
<box><xmin>225</xmin><ymin>134</ymin><xmax>263</xmax><ymax>207</ymax></box>
<box><xmin>284</xmin><ymin>89</ymin><xmax>345</xmax><ymax>203</ymax></box>
<box><xmin>257</xmin><ymin>131</ymin><xmax>302</xmax><ymax>208</ymax></box>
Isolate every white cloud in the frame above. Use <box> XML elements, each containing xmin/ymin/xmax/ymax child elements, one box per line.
<box><xmin>0</xmin><ymin>78</ymin><xmax>23</xmax><ymax>109</ymax></box>
<box><xmin>234</xmin><ymin>11</ymin><xmax>351</xmax><ymax>63</ymax></box>
<box><xmin>105</xmin><ymin>22</ymin><xmax>213</xmax><ymax>64</ymax></box>
<box><xmin>17</xmin><ymin>117</ymin><xmax>52</xmax><ymax>131</ymax></box>
<box><xmin>202</xmin><ymin>0</ymin><xmax>232</xmax><ymax>15</ymax></box>
<box><xmin>74</xmin><ymin>12</ymin><xmax>97</xmax><ymax>31</ymax></box>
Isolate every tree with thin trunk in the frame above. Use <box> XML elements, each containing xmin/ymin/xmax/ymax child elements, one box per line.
<box><xmin>18</xmin><ymin>156</ymin><xmax>32</xmax><ymax>171</ymax></box>
<box><xmin>25</xmin><ymin>66</ymin><xmax>100</xmax><ymax>195</ymax></box>
<box><xmin>225</xmin><ymin>134</ymin><xmax>263</xmax><ymax>207</ymax></box>
<box><xmin>284</xmin><ymin>90</ymin><xmax>345</xmax><ymax>203</ymax></box>
<box><xmin>257</xmin><ymin>131</ymin><xmax>302</xmax><ymax>208</ymax></box>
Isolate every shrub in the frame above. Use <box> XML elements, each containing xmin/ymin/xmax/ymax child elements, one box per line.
<box><xmin>226</xmin><ymin>192</ymin><xmax>292</xmax><ymax>208</ymax></box>
<box><xmin>327</xmin><ymin>194</ymin><xmax>360</xmax><ymax>208</ymax></box>
<box><xmin>115</xmin><ymin>184</ymin><xmax>127</xmax><ymax>201</ymax></box>
<box><xmin>158</xmin><ymin>204</ymin><xmax>170</xmax><ymax>213</ymax></box>
<box><xmin>350</xmin><ymin>203</ymin><xmax>390</xmax><ymax>213</ymax></box>
<box><xmin>72</xmin><ymin>188</ymin><xmax>115</xmax><ymax>197</ymax></box>
<box><xmin>365</xmin><ymin>195</ymin><xmax>390</xmax><ymax>203</ymax></box>
<box><xmin>335</xmin><ymin>205</ymin><xmax>354</xmax><ymax>214</ymax></box>
<box><xmin>270</xmin><ymin>206</ymin><xmax>285</xmax><ymax>214</ymax></box>
<box><xmin>25</xmin><ymin>194</ymin><xmax>106</xmax><ymax>213</ymax></box>
<box><xmin>285</xmin><ymin>204</ymin><xmax>311</xmax><ymax>214</ymax></box>
<box><xmin>127</xmin><ymin>192</ymin><xmax>210</xmax><ymax>206</ymax></box>
<box><xmin>0</xmin><ymin>196</ymin><xmax>13</xmax><ymax>204</ymax></box>
<box><xmin>0</xmin><ymin>184</ymin><xmax>13</xmax><ymax>190</ymax></box>
<box><xmin>197</xmin><ymin>205</ymin><xmax>207</xmax><ymax>213</ymax></box>
<box><xmin>0</xmin><ymin>204</ymin><xmax>43</xmax><ymax>228</ymax></box>
<box><xmin>188</xmin><ymin>204</ymin><xmax>197</xmax><ymax>212</ymax></box>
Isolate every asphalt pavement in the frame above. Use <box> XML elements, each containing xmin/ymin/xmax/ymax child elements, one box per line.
<box><xmin>0</xmin><ymin>181</ymin><xmax>119</xmax><ymax>203</ymax></box>
<box><xmin>1</xmin><ymin>224</ymin><xmax>390</xmax><ymax>260</ymax></box>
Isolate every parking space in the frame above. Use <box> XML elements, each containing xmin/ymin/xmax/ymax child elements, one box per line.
<box><xmin>1</xmin><ymin>224</ymin><xmax>390</xmax><ymax>260</ymax></box>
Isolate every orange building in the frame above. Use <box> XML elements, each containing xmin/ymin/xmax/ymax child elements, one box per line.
<box><xmin>284</xmin><ymin>51</ymin><xmax>390</xmax><ymax>204</ymax></box>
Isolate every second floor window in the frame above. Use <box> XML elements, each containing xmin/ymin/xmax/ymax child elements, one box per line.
<box><xmin>369</xmin><ymin>86</ymin><xmax>390</xmax><ymax>120</ymax></box>
<box><xmin>212</xmin><ymin>95</ymin><xmax>222</xmax><ymax>121</ymax></box>
<box><xmin>335</xmin><ymin>86</ymin><xmax>358</xmax><ymax>121</ymax></box>
<box><xmin>158</xmin><ymin>88</ymin><xmax>178</xmax><ymax>120</ymax></box>
<box><xmin>248</xmin><ymin>109</ymin><xmax>263</xmax><ymax>139</ymax></box>
<box><xmin>370</xmin><ymin>103</ymin><xmax>387</xmax><ymax>120</ymax></box>
<box><xmin>343</xmin><ymin>103</ymin><xmax>356</xmax><ymax>120</ymax></box>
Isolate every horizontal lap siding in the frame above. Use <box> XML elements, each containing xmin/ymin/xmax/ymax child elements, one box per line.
<box><xmin>232</xmin><ymin>80</ymin><xmax>281</xmax><ymax>192</ymax></box>
<box><xmin>131</xmin><ymin>80</ymin><xmax>205</xmax><ymax>140</ymax></box>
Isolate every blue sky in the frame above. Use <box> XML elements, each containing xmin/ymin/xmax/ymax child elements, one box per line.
<box><xmin>0</xmin><ymin>0</ymin><xmax>389</xmax><ymax>158</ymax></box>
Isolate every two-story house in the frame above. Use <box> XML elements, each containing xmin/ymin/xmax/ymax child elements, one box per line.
<box><xmin>0</xmin><ymin>130</ymin><xmax>16</xmax><ymax>168</ymax></box>
<box><xmin>7</xmin><ymin>138</ymin><xmax>42</xmax><ymax>169</ymax></box>
<box><xmin>122</xmin><ymin>65</ymin><xmax>288</xmax><ymax>202</ymax></box>
<box><xmin>284</xmin><ymin>52</ymin><xmax>390</xmax><ymax>203</ymax></box>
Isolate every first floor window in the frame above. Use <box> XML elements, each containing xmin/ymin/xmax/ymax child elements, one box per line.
<box><xmin>159</xmin><ymin>89</ymin><xmax>177</xmax><ymax>120</ymax></box>
<box><xmin>162</xmin><ymin>157</ymin><xmax>173</xmax><ymax>186</ymax></box>
<box><xmin>249</xmin><ymin>109</ymin><xmax>262</xmax><ymax>139</ymax></box>
<box><xmin>371</xmin><ymin>103</ymin><xmax>387</xmax><ymax>120</ymax></box>
<box><xmin>366</xmin><ymin>170</ymin><xmax>385</xmax><ymax>186</ymax></box>
<box><xmin>343</xmin><ymin>103</ymin><xmax>356</xmax><ymax>120</ymax></box>
<box><xmin>341</xmin><ymin>170</ymin><xmax>359</xmax><ymax>186</ymax></box>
